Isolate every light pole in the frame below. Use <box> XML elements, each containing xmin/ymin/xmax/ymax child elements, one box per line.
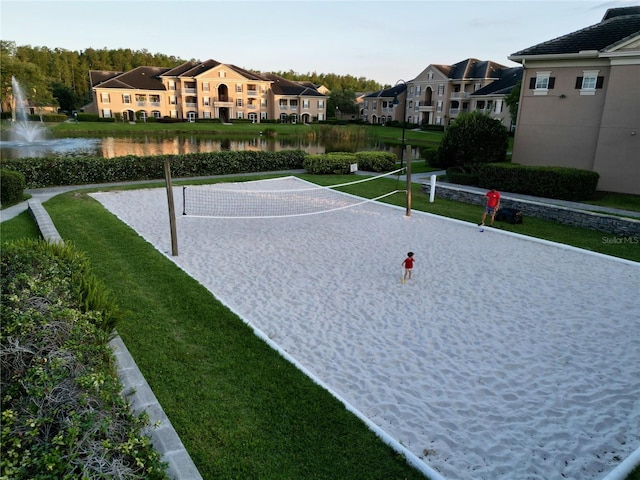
<box><xmin>394</xmin><ymin>80</ymin><xmax>411</xmax><ymax>216</ymax></box>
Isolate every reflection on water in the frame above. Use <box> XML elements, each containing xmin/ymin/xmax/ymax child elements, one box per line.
<box><xmin>0</xmin><ymin>133</ymin><xmax>424</xmax><ymax>161</ymax></box>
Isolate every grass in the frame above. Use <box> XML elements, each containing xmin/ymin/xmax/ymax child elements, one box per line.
<box><xmin>2</xmin><ymin>175</ymin><xmax>638</xmax><ymax>478</ymax></box>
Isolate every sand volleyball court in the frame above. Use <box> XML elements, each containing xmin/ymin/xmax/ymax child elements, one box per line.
<box><xmin>91</xmin><ymin>177</ymin><xmax>640</xmax><ymax>480</ymax></box>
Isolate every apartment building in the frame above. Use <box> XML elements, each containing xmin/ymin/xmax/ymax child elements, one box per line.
<box><xmin>360</xmin><ymin>60</ymin><xmax>521</xmax><ymax>128</ymax></box>
<box><xmin>361</xmin><ymin>83</ymin><xmax>407</xmax><ymax>124</ymax></box>
<box><xmin>407</xmin><ymin>58</ymin><xmax>520</xmax><ymax>128</ymax></box>
<box><xmin>509</xmin><ymin>6</ymin><xmax>640</xmax><ymax>195</ymax></box>
<box><xmin>88</xmin><ymin>60</ymin><xmax>327</xmax><ymax>123</ymax></box>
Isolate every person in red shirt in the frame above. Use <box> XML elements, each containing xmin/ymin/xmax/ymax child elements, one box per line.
<box><xmin>479</xmin><ymin>188</ymin><xmax>501</xmax><ymax>226</ymax></box>
<box><xmin>402</xmin><ymin>252</ymin><xmax>415</xmax><ymax>283</ymax></box>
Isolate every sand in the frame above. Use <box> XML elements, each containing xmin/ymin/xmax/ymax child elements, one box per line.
<box><xmin>90</xmin><ymin>177</ymin><xmax>640</xmax><ymax>480</ymax></box>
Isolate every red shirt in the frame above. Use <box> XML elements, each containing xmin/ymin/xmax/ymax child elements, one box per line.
<box><xmin>403</xmin><ymin>257</ymin><xmax>414</xmax><ymax>269</ymax></box>
<box><xmin>486</xmin><ymin>190</ymin><xmax>501</xmax><ymax>208</ymax></box>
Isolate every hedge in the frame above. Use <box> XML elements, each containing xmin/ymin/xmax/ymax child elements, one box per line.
<box><xmin>0</xmin><ymin>150</ymin><xmax>307</xmax><ymax>188</ymax></box>
<box><xmin>478</xmin><ymin>163</ymin><xmax>600</xmax><ymax>201</ymax></box>
<box><xmin>0</xmin><ymin>169</ymin><xmax>26</xmax><ymax>203</ymax></box>
<box><xmin>303</xmin><ymin>151</ymin><xmax>396</xmax><ymax>175</ymax></box>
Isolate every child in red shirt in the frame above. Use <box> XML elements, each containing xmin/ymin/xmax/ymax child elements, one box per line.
<box><xmin>402</xmin><ymin>252</ymin><xmax>415</xmax><ymax>283</ymax></box>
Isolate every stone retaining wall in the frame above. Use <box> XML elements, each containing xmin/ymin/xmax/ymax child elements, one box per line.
<box><xmin>420</xmin><ymin>183</ymin><xmax>640</xmax><ymax>236</ymax></box>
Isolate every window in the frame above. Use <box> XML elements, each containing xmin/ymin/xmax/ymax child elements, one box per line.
<box><xmin>236</xmin><ymin>111</ymin><xmax>244</xmax><ymax>119</ymax></box>
<box><xmin>169</xmin><ymin>96</ymin><xmax>177</xmax><ymax>105</ymax></box>
<box><xmin>474</xmin><ymin>83</ymin><xmax>482</xmax><ymax>91</ymax></box>
<box><xmin>203</xmin><ymin>97</ymin><xmax>210</xmax><ymax>106</ymax></box>
<box><xmin>202</xmin><ymin>82</ymin><xmax>210</xmax><ymax>92</ymax></box>
<box><xmin>438</xmin><ymin>84</ymin><xmax>444</xmax><ymax>96</ymax></box>
<box><xmin>100</xmin><ymin>93</ymin><xmax>110</xmax><ymax>103</ymax></box>
<box><xmin>318</xmin><ymin>100</ymin><xmax>324</xmax><ymax>108</ymax></box>
<box><xmin>575</xmin><ymin>71</ymin><xmax>604</xmax><ymax>95</ymax></box>
<box><xmin>261</xmin><ymin>99</ymin><xmax>267</xmax><ymax>108</ymax></box>
<box><xmin>495</xmin><ymin>99</ymin><xmax>503</xmax><ymax>113</ymax></box>
<box><xmin>236</xmin><ymin>84</ymin><xmax>242</xmax><ymax>93</ymax></box>
<box><xmin>303</xmin><ymin>100</ymin><xmax>310</xmax><ymax>109</ymax></box>
<box><xmin>203</xmin><ymin>111</ymin><xmax>211</xmax><ymax>119</ymax></box>
<box><xmin>236</xmin><ymin>98</ymin><xmax>243</xmax><ymax>107</ymax></box>
<box><xmin>152</xmin><ymin>111</ymin><xmax>161</xmax><ymax>119</ymax></box>
<box><xmin>427</xmin><ymin>72</ymin><xmax>434</xmax><ymax>80</ymax></box>
<box><xmin>435</xmin><ymin>116</ymin><xmax>441</xmax><ymax>125</ymax></box>
<box><xmin>122</xmin><ymin>94</ymin><xmax>131</xmax><ymax>104</ymax></box>
<box><xmin>416</xmin><ymin>86</ymin><xmax>421</xmax><ymax>96</ymax></box>
<box><xmin>436</xmin><ymin>101</ymin><xmax>443</xmax><ymax>112</ymax></box>
<box><xmin>530</xmin><ymin>72</ymin><xmax>555</xmax><ymax>95</ymax></box>
<box><xmin>102</xmin><ymin>109</ymin><xmax>111</xmax><ymax>118</ymax></box>
<box><xmin>260</xmin><ymin>112</ymin><xmax>267</xmax><ymax>120</ymax></box>
<box><xmin>168</xmin><ymin>81</ymin><xmax>176</xmax><ymax>90</ymax></box>
<box><xmin>219</xmin><ymin>71</ymin><xmax>226</xmax><ymax>78</ymax></box>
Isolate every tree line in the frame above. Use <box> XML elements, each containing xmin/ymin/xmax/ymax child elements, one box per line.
<box><xmin>0</xmin><ymin>41</ymin><xmax>384</xmax><ymax>115</ymax></box>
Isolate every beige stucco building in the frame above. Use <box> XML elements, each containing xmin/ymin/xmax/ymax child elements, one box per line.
<box><xmin>509</xmin><ymin>6</ymin><xmax>640</xmax><ymax>195</ymax></box>
<box><xmin>89</xmin><ymin>60</ymin><xmax>327</xmax><ymax>124</ymax></box>
<box><xmin>362</xmin><ymin>59</ymin><xmax>521</xmax><ymax>129</ymax></box>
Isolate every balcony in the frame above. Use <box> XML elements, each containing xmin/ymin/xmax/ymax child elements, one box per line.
<box><xmin>213</xmin><ymin>97</ymin><xmax>234</xmax><ymax>107</ymax></box>
<box><xmin>184</xmin><ymin>88</ymin><xmax>197</xmax><ymax>94</ymax></box>
<box><xmin>451</xmin><ymin>92</ymin><xmax>470</xmax><ymax>99</ymax></box>
<box><xmin>418</xmin><ymin>101</ymin><xmax>434</xmax><ymax>112</ymax></box>
<box><xmin>247</xmin><ymin>89</ymin><xmax>258</xmax><ymax>96</ymax></box>
<box><xmin>136</xmin><ymin>101</ymin><xmax>147</xmax><ymax>107</ymax></box>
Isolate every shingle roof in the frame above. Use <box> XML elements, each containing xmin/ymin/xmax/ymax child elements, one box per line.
<box><xmin>431</xmin><ymin>58</ymin><xmax>506</xmax><ymax>80</ymax></box>
<box><xmin>363</xmin><ymin>83</ymin><xmax>407</xmax><ymax>99</ymax></box>
<box><xmin>92</xmin><ymin>66</ymin><xmax>170</xmax><ymax>90</ymax></box>
<box><xmin>89</xmin><ymin>70</ymin><xmax>122</xmax><ymax>88</ymax></box>
<box><xmin>261</xmin><ymin>73</ymin><xmax>325</xmax><ymax>96</ymax></box>
<box><xmin>470</xmin><ymin>67</ymin><xmax>523</xmax><ymax>96</ymax></box>
<box><xmin>510</xmin><ymin>7</ymin><xmax>640</xmax><ymax>57</ymax></box>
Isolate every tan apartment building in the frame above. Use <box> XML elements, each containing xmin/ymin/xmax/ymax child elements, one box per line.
<box><xmin>89</xmin><ymin>60</ymin><xmax>327</xmax><ymax>124</ymax></box>
<box><xmin>361</xmin><ymin>83</ymin><xmax>407</xmax><ymax>124</ymax></box>
<box><xmin>509</xmin><ymin>6</ymin><xmax>640</xmax><ymax>195</ymax></box>
<box><xmin>406</xmin><ymin>59</ymin><xmax>520</xmax><ymax>128</ymax></box>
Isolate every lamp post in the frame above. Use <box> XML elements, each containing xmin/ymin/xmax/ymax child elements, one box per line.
<box><xmin>394</xmin><ymin>80</ymin><xmax>411</xmax><ymax>216</ymax></box>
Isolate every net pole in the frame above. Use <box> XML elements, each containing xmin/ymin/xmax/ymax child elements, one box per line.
<box><xmin>164</xmin><ymin>159</ymin><xmax>179</xmax><ymax>256</ymax></box>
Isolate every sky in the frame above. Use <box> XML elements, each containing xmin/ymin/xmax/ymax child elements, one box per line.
<box><xmin>1</xmin><ymin>0</ymin><xmax>638</xmax><ymax>86</ymax></box>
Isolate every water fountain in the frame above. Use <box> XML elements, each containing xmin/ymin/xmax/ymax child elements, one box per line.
<box><xmin>0</xmin><ymin>77</ymin><xmax>98</xmax><ymax>159</ymax></box>
<box><xmin>8</xmin><ymin>76</ymin><xmax>50</xmax><ymax>143</ymax></box>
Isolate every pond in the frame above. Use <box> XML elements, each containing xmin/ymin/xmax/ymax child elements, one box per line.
<box><xmin>0</xmin><ymin>132</ymin><xmax>427</xmax><ymax>161</ymax></box>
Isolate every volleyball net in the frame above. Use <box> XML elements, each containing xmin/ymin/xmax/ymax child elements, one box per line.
<box><xmin>182</xmin><ymin>170</ymin><xmax>405</xmax><ymax>219</ymax></box>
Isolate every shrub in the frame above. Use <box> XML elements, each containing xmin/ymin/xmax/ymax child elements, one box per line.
<box><xmin>446</xmin><ymin>167</ymin><xmax>480</xmax><ymax>186</ymax></box>
<box><xmin>479</xmin><ymin>163</ymin><xmax>600</xmax><ymax>201</ymax></box>
<box><xmin>304</xmin><ymin>153</ymin><xmax>356</xmax><ymax>174</ymax></box>
<box><xmin>353</xmin><ymin>151</ymin><xmax>396</xmax><ymax>172</ymax></box>
<box><xmin>0</xmin><ymin>169</ymin><xmax>26</xmax><ymax>204</ymax></box>
<box><xmin>77</xmin><ymin>112</ymin><xmax>100</xmax><ymax>122</ymax></box>
<box><xmin>434</xmin><ymin>111</ymin><xmax>508</xmax><ymax>170</ymax></box>
<box><xmin>0</xmin><ymin>239</ymin><xmax>167</xmax><ymax>479</ymax></box>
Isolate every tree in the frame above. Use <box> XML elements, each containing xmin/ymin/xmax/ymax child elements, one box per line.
<box><xmin>328</xmin><ymin>89</ymin><xmax>359</xmax><ymax>118</ymax></box>
<box><xmin>505</xmin><ymin>80</ymin><xmax>521</xmax><ymax>128</ymax></box>
<box><xmin>436</xmin><ymin>111</ymin><xmax>508</xmax><ymax>172</ymax></box>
